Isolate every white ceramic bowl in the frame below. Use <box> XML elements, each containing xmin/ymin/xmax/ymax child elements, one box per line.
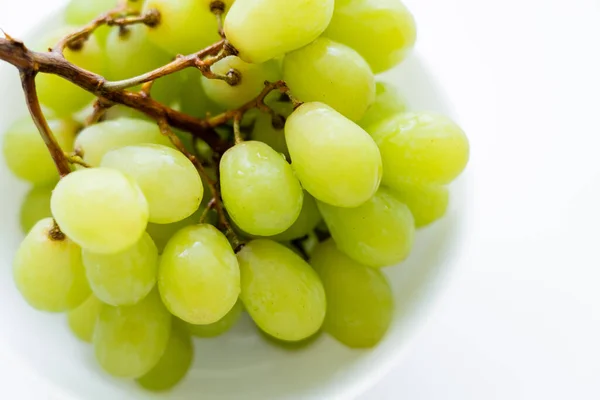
<box><xmin>0</xmin><ymin>12</ymin><xmax>467</xmax><ymax>400</ymax></box>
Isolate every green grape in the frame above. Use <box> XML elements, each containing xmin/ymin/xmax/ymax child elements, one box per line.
<box><xmin>94</xmin><ymin>289</ymin><xmax>171</xmax><ymax>378</ymax></box>
<box><xmin>201</xmin><ymin>56</ymin><xmax>280</xmax><ymax>109</ymax></box>
<box><xmin>104</xmin><ymin>24</ymin><xmax>172</xmax><ymax>81</ymax></box>
<box><xmin>324</xmin><ymin>0</ymin><xmax>417</xmax><ymax>73</ymax></box>
<box><xmin>392</xmin><ymin>181</ymin><xmax>449</xmax><ymax>228</ymax></box>
<box><xmin>3</xmin><ymin>116</ymin><xmax>77</xmax><ymax>185</ymax></box>
<box><xmin>220</xmin><ymin>141</ymin><xmax>303</xmax><ymax>236</ymax></box>
<box><xmin>178</xmin><ymin>69</ymin><xmax>225</xmax><ymax>118</ymax></box>
<box><xmin>82</xmin><ymin>233</ymin><xmax>158</xmax><ymax>306</ymax></box>
<box><xmin>283</xmin><ymin>37</ymin><xmax>375</xmax><ymax>121</ymax></box>
<box><xmin>250</xmin><ymin>101</ymin><xmax>293</xmax><ymax>158</ymax></box>
<box><xmin>51</xmin><ymin>168</ymin><xmax>149</xmax><ymax>254</ymax></box>
<box><xmin>269</xmin><ymin>192</ymin><xmax>322</xmax><ymax>242</ymax></box>
<box><xmin>101</xmin><ymin>144</ymin><xmax>203</xmax><ymax>224</ymax></box>
<box><xmin>285</xmin><ymin>102</ymin><xmax>382</xmax><ymax>208</ymax></box>
<box><xmin>158</xmin><ymin>224</ymin><xmax>240</xmax><ymax>325</ymax></box>
<box><xmin>368</xmin><ymin>112</ymin><xmax>470</xmax><ymax>185</ymax></box>
<box><xmin>318</xmin><ymin>187</ymin><xmax>415</xmax><ymax>268</ymax></box>
<box><xmin>75</xmin><ymin>118</ymin><xmax>173</xmax><ymax>167</ymax></box>
<box><xmin>224</xmin><ymin>0</ymin><xmax>334</xmax><ymax>63</ymax></box>
<box><xmin>20</xmin><ymin>184</ymin><xmax>55</xmax><ymax>234</ymax></box>
<box><xmin>67</xmin><ymin>295</ymin><xmax>103</xmax><ymax>343</ymax></box>
<box><xmin>103</xmin><ymin>105</ymin><xmax>150</xmax><ymax>121</ymax></box>
<box><xmin>311</xmin><ymin>239</ymin><xmax>393</xmax><ymax>348</ymax></box>
<box><xmin>237</xmin><ymin>240</ymin><xmax>326</xmax><ymax>341</ymax></box>
<box><xmin>359</xmin><ymin>82</ymin><xmax>406</xmax><ymax>130</ymax></box>
<box><xmin>187</xmin><ymin>299</ymin><xmax>243</xmax><ymax>338</ymax></box>
<box><xmin>64</xmin><ymin>0</ymin><xmax>116</xmax><ymax>45</ymax></box>
<box><xmin>137</xmin><ymin>321</ymin><xmax>194</xmax><ymax>392</ymax></box>
<box><xmin>13</xmin><ymin>218</ymin><xmax>90</xmax><ymax>312</ymax></box>
<box><xmin>143</xmin><ymin>0</ymin><xmax>235</xmax><ymax>55</ymax></box>
<box><xmin>259</xmin><ymin>329</ymin><xmax>321</xmax><ymax>351</ymax></box>
<box><xmin>34</xmin><ymin>27</ymin><xmax>105</xmax><ymax>116</ymax></box>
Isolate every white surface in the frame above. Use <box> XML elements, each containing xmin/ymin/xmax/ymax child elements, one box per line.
<box><xmin>0</xmin><ymin>0</ymin><xmax>599</xmax><ymax>399</ymax></box>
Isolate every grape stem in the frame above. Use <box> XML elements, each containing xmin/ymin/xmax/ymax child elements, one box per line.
<box><xmin>86</xmin><ymin>98</ymin><xmax>114</xmax><ymax>126</ymax></box>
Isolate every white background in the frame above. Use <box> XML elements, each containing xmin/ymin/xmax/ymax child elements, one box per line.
<box><xmin>1</xmin><ymin>0</ymin><xmax>600</xmax><ymax>399</ymax></box>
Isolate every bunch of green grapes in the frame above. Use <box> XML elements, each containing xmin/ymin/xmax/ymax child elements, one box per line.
<box><xmin>1</xmin><ymin>0</ymin><xmax>470</xmax><ymax>392</ymax></box>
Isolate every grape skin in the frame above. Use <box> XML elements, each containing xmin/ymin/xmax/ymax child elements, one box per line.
<box><xmin>20</xmin><ymin>184</ymin><xmax>55</xmax><ymax>234</ymax></box>
<box><xmin>13</xmin><ymin>218</ymin><xmax>90</xmax><ymax>312</ymax></box>
<box><xmin>187</xmin><ymin>300</ymin><xmax>243</xmax><ymax>338</ymax></box>
<box><xmin>359</xmin><ymin>82</ymin><xmax>407</xmax><ymax>130</ymax></box>
<box><xmin>392</xmin><ymin>181</ymin><xmax>450</xmax><ymax>228</ymax></box>
<box><xmin>67</xmin><ymin>295</ymin><xmax>103</xmax><ymax>343</ymax></box>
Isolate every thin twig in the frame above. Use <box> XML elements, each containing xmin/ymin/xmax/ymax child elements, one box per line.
<box><xmin>65</xmin><ymin>152</ymin><xmax>92</xmax><ymax>168</ymax></box>
<box><xmin>86</xmin><ymin>98</ymin><xmax>113</xmax><ymax>126</ymax></box>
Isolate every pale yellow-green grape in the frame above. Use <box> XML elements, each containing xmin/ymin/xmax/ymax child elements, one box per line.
<box><xmin>146</xmin><ymin>205</ymin><xmax>215</xmax><ymax>254</ymax></box>
<box><xmin>201</xmin><ymin>56</ymin><xmax>281</xmax><ymax>109</ymax></box>
<box><xmin>392</xmin><ymin>181</ymin><xmax>449</xmax><ymax>228</ymax></box>
<box><xmin>137</xmin><ymin>321</ymin><xmax>193</xmax><ymax>392</ymax></box>
<box><xmin>3</xmin><ymin>117</ymin><xmax>77</xmax><ymax>185</ymax></box>
<box><xmin>283</xmin><ymin>37</ymin><xmax>375</xmax><ymax>121</ymax></box>
<box><xmin>51</xmin><ymin>168</ymin><xmax>149</xmax><ymax>254</ymax></box>
<box><xmin>285</xmin><ymin>102</ymin><xmax>382</xmax><ymax>208</ymax></box>
<box><xmin>270</xmin><ymin>192</ymin><xmax>322</xmax><ymax>242</ymax></box>
<box><xmin>101</xmin><ymin>144</ymin><xmax>203</xmax><ymax>224</ymax></box>
<box><xmin>237</xmin><ymin>240</ymin><xmax>326</xmax><ymax>341</ymax></box>
<box><xmin>20</xmin><ymin>184</ymin><xmax>55</xmax><ymax>234</ymax></box>
<box><xmin>220</xmin><ymin>141</ymin><xmax>303</xmax><ymax>236</ymax></box>
<box><xmin>324</xmin><ymin>0</ymin><xmax>416</xmax><ymax>73</ymax></box>
<box><xmin>311</xmin><ymin>239</ymin><xmax>393</xmax><ymax>348</ymax></box>
<box><xmin>143</xmin><ymin>0</ymin><xmax>234</xmax><ymax>55</ymax></box>
<box><xmin>103</xmin><ymin>105</ymin><xmax>149</xmax><ymax>121</ymax></box>
<box><xmin>250</xmin><ymin>101</ymin><xmax>293</xmax><ymax>158</ymax></box>
<box><xmin>104</xmin><ymin>24</ymin><xmax>173</xmax><ymax>81</ymax></box>
<box><xmin>65</xmin><ymin>0</ymin><xmax>116</xmax><ymax>45</ymax></box>
<box><xmin>259</xmin><ymin>329</ymin><xmax>321</xmax><ymax>351</ymax></box>
<box><xmin>318</xmin><ymin>187</ymin><xmax>415</xmax><ymax>268</ymax></box>
<box><xmin>67</xmin><ymin>295</ymin><xmax>103</xmax><ymax>343</ymax></box>
<box><xmin>34</xmin><ymin>27</ymin><xmax>105</xmax><ymax>116</ymax></box>
<box><xmin>178</xmin><ymin>69</ymin><xmax>225</xmax><ymax>118</ymax></box>
<box><xmin>187</xmin><ymin>299</ymin><xmax>243</xmax><ymax>338</ymax></box>
<box><xmin>359</xmin><ymin>82</ymin><xmax>406</xmax><ymax>130</ymax></box>
<box><xmin>368</xmin><ymin>112</ymin><xmax>470</xmax><ymax>185</ymax></box>
<box><xmin>75</xmin><ymin>118</ymin><xmax>173</xmax><ymax>166</ymax></box>
<box><xmin>82</xmin><ymin>233</ymin><xmax>158</xmax><ymax>306</ymax></box>
<box><xmin>224</xmin><ymin>0</ymin><xmax>335</xmax><ymax>63</ymax></box>
<box><xmin>94</xmin><ymin>289</ymin><xmax>171</xmax><ymax>378</ymax></box>
<box><xmin>13</xmin><ymin>218</ymin><xmax>90</xmax><ymax>312</ymax></box>
<box><xmin>158</xmin><ymin>224</ymin><xmax>240</xmax><ymax>324</ymax></box>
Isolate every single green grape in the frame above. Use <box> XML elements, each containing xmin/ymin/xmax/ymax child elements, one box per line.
<box><xmin>67</xmin><ymin>294</ymin><xmax>103</xmax><ymax>343</ymax></box>
<box><xmin>269</xmin><ymin>192</ymin><xmax>322</xmax><ymax>242</ymax></box>
<box><xmin>258</xmin><ymin>329</ymin><xmax>322</xmax><ymax>351</ymax></box>
<box><xmin>368</xmin><ymin>112</ymin><xmax>470</xmax><ymax>185</ymax></box>
<box><xmin>94</xmin><ymin>289</ymin><xmax>172</xmax><ymax>378</ymax></box>
<box><xmin>104</xmin><ymin>24</ymin><xmax>173</xmax><ymax>81</ymax></box>
<box><xmin>3</xmin><ymin>116</ymin><xmax>77</xmax><ymax>185</ymax></box>
<box><xmin>82</xmin><ymin>233</ymin><xmax>158</xmax><ymax>306</ymax></box>
<box><xmin>158</xmin><ymin>224</ymin><xmax>240</xmax><ymax>325</ymax></box>
<box><xmin>34</xmin><ymin>27</ymin><xmax>105</xmax><ymax>116</ymax></box>
<box><xmin>220</xmin><ymin>141</ymin><xmax>304</xmax><ymax>236</ymax></box>
<box><xmin>51</xmin><ymin>168</ymin><xmax>149</xmax><ymax>254</ymax></box>
<box><xmin>20</xmin><ymin>184</ymin><xmax>55</xmax><ymax>234</ymax></box>
<box><xmin>237</xmin><ymin>240</ymin><xmax>326</xmax><ymax>342</ymax></box>
<box><xmin>64</xmin><ymin>0</ymin><xmax>116</xmax><ymax>45</ymax></box>
<box><xmin>75</xmin><ymin>118</ymin><xmax>173</xmax><ymax>167</ymax></box>
<box><xmin>187</xmin><ymin>299</ymin><xmax>243</xmax><ymax>338</ymax></box>
<box><xmin>311</xmin><ymin>239</ymin><xmax>393</xmax><ymax>348</ymax></box>
<box><xmin>13</xmin><ymin>218</ymin><xmax>90</xmax><ymax>312</ymax></box>
<box><xmin>103</xmin><ymin>105</ymin><xmax>150</xmax><ymax>121</ymax></box>
<box><xmin>202</xmin><ymin>56</ymin><xmax>280</xmax><ymax>109</ymax></box>
<box><xmin>285</xmin><ymin>102</ymin><xmax>382</xmax><ymax>208</ymax></box>
<box><xmin>178</xmin><ymin>69</ymin><xmax>225</xmax><ymax>118</ymax></box>
<box><xmin>324</xmin><ymin>0</ymin><xmax>417</xmax><ymax>73</ymax></box>
<box><xmin>136</xmin><ymin>321</ymin><xmax>194</xmax><ymax>392</ymax></box>
<box><xmin>224</xmin><ymin>0</ymin><xmax>335</xmax><ymax>63</ymax></box>
<box><xmin>392</xmin><ymin>181</ymin><xmax>450</xmax><ymax>228</ymax></box>
<box><xmin>143</xmin><ymin>0</ymin><xmax>235</xmax><ymax>55</ymax></box>
<box><xmin>250</xmin><ymin>101</ymin><xmax>293</xmax><ymax>158</ymax></box>
<box><xmin>318</xmin><ymin>187</ymin><xmax>415</xmax><ymax>268</ymax></box>
<box><xmin>283</xmin><ymin>37</ymin><xmax>375</xmax><ymax>121</ymax></box>
<box><xmin>358</xmin><ymin>82</ymin><xmax>406</xmax><ymax>130</ymax></box>
<box><xmin>101</xmin><ymin>144</ymin><xmax>203</xmax><ymax>224</ymax></box>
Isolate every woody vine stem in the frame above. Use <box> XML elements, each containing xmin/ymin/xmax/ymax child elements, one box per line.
<box><xmin>0</xmin><ymin>1</ymin><xmax>301</xmax><ymax>246</ymax></box>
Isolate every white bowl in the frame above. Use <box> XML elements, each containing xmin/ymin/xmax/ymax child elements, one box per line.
<box><xmin>0</xmin><ymin>12</ymin><xmax>468</xmax><ymax>400</ymax></box>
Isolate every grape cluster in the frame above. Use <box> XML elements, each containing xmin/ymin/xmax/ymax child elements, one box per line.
<box><xmin>2</xmin><ymin>0</ymin><xmax>469</xmax><ymax>392</ymax></box>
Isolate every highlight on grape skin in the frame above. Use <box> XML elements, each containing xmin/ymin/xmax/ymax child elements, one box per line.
<box><xmin>0</xmin><ymin>0</ymin><xmax>470</xmax><ymax>393</ymax></box>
